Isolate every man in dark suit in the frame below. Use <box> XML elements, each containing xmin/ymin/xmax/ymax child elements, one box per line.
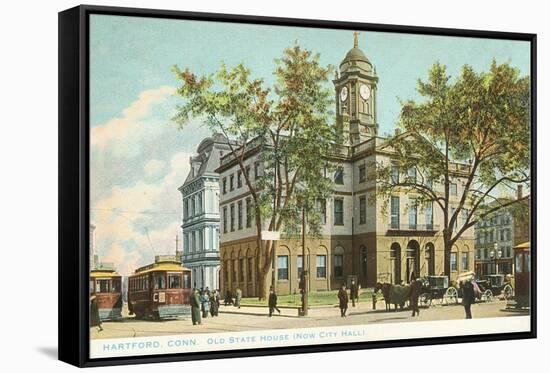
<box><xmin>461</xmin><ymin>280</ymin><xmax>475</xmax><ymax>319</ymax></box>
<box><xmin>338</xmin><ymin>284</ymin><xmax>349</xmax><ymax>317</ymax></box>
<box><xmin>349</xmin><ymin>280</ymin><xmax>358</xmax><ymax>307</ymax></box>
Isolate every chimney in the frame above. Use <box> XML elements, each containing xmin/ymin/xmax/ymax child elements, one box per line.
<box><xmin>517</xmin><ymin>185</ymin><xmax>523</xmax><ymax>200</ymax></box>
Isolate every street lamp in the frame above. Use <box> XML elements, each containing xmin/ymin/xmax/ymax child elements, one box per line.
<box><xmin>491</xmin><ymin>243</ymin><xmax>502</xmax><ymax>274</ymax></box>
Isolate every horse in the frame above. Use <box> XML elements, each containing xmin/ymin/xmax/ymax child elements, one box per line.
<box><xmin>374</xmin><ymin>282</ymin><xmax>411</xmax><ymax>311</ymax></box>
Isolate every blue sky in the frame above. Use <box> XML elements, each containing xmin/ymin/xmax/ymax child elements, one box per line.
<box><xmin>89</xmin><ymin>14</ymin><xmax>530</xmax><ymax>275</ymax></box>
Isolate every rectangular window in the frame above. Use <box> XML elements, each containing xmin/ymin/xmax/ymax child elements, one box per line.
<box><xmin>358</xmin><ymin>165</ymin><xmax>366</xmax><ymax>183</ymax></box>
<box><xmin>425</xmin><ymin>174</ymin><xmax>433</xmax><ymax>189</ymax></box>
<box><xmin>183</xmin><ymin>199</ymin><xmax>188</xmax><ymax>219</ymax></box>
<box><xmin>334</xmin><ymin>254</ymin><xmax>344</xmax><ymax>277</ymax></box>
<box><xmin>451</xmin><ymin>207</ymin><xmax>457</xmax><ymax>231</ymax></box>
<box><xmin>334</xmin><ymin>167</ymin><xmax>344</xmax><ymax>185</ymax></box>
<box><xmin>254</xmin><ymin>161</ymin><xmax>260</xmax><ymax>179</ymax></box>
<box><xmin>316</xmin><ymin>255</ymin><xmax>327</xmax><ymax>278</ymax></box>
<box><xmin>246</xmin><ymin>198</ymin><xmax>252</xmax><ymax>228</ymax></box>
<box><xmin>183</xmin><ymin>233</ymin><xmax>189</xmax><ymax>254</ymax></box>
<box><xmin>230</xmin><ymin>204</ymin><xmax>235</xmax><ymax>231</ymax></box>
<box><xmin>359</xmin><ymin>196</ymin><xmax>367</xmax><ymax>225</ymax></box>
<box><xmin>391</xmin><ymin>164</ymin><xmax>400</xmax><ymax>184</ymax></box>
<box><xmin>191</xmin><ymin>196</ymin><xmax>195</xmax><ymax>216</ymax></box>
<box><xmin>461</xmin><ymin>252</ymin><xmax>469</xmax><ymax>271</ymax></box>
<box><xmin>277</xmin><ymin>255</ymin><xmax>289</xmax><ymax>280</ymax></box>
<box><xmin>390</xmin><ymin>196</ymin><xmax>400</xmax><ymax>229</ymax></box>
<box><xmin>407</xmin><ymin>167</ymin><xmax>417</xmax><ymax>183</ymax></box>
<box><xmin>515</xmin><ymin>253</ymin><xmax>524</xmax><ymax>273</ymax></box>
<box><xmin>168</xmin><ymin>273</ymin><xmax>182</xmax><ymax>289</ymax></box>
<box><xmin>222</xmin><ymin>178</ymin><xmax>227</xmax><ymax>194</ymax></box>
<box><xmin>154</xmin><ymin>273</ymin><xmax>166</xmax><ymax>289</ymax></box>
<box><xmin>317</xmin><ymin>199</ymin><xmax>326</xmax><ymax>225</ymax></box>
<box><xmin>230</xmin><ymin>174</ymin><xmax>234</xmax><ymax>191</ymax></box>
<box><xmin>197</xmin><ymin>193</ymin><xmax>202</xmax><ymax>214</ymax></box>
<box><xmin>198</xmin><ymin>229</ymin><xmax>203</xmax><ymax>251</ymax></box>
<box><xmin>245</xmin><ymin>165</ymin><xmax>251</xmax><ymax>179</ymax></box>
<box><xmin>461</xmin><ymin>208</ymin><xmax>469</xmax><ymax>227</ymax></box>
<box><xmin>408</xmin><ymin>197</ymin><xmax>417</xmax><ymax>229</ymax></box>
<box><xmin>237</xmin><ymin>170</ymin><xmax>242</xmax><ymax>188</ymax></box>
<box><xmin>334</xmin><ymin>198</ymin><xmax>344</xmax><ymax>225</ymax></box>
<box><xmin>450</xmin><ymin>252</ymin><xmax>458</xmax><ymax>272</ymax></box>
<box><xmin>297</xmin><ymin>255</ymin><xmax>303</xmax><ymax>279</ymax></box>
<box><xmin>450</xmin><ymin>183</ymin><xmax>458</xmax><ymax>195</ymax></box>
<box><xmin>223</xmin><ymin>207</ymin><xmax>228</xmax><ymax>233</ymax></box>
<box><xmin>426</xmin><ymin>201</ymin><xmax>434</xmax><ymax>230</ymax></box>
<box><xmin>237</xmin><ymin>200</ymin><xmax>243</xmax><ymax>229</ymax></box>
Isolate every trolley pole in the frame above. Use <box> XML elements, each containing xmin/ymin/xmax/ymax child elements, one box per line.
<box><xmin>301</xmin><ymin>206</ymin><xmax>308</xmax><ymax>316</ymax></box>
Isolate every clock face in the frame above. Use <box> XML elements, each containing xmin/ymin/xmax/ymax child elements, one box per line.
<box><xmin>360</xmin><ymin>84</ymin><xmax>371</xmax><ymax>100</ymax></box>
<box><xmin>340</xmin><ymin>86</ymin><xmax>348</xmax><ymax>102</ymax></box>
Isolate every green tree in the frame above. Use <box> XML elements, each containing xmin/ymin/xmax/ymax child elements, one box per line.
<box><xmin>172</xmin><ymin>44</ymin><xmax>335</xmax><ymax>299</ymax></box>
<box><xmin>374</xmin><ymin>61</ymin><xmax>530</xmax><ymax>276</ymax></box>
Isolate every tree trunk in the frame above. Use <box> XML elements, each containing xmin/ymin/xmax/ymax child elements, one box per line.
<box><xmin>443</xmin><ymin>231</ymin><xmax>452</xmax><ymax>278</ymax></box>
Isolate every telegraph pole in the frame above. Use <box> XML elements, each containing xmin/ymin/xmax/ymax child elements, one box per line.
<box><xmin>301</xmin><ymin>206</ymin><xmax>308</xmax><ymax>316</ymax></box>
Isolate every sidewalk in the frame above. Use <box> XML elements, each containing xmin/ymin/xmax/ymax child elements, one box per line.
<box><xmin>220</xmin><ymin>300</ymin><xmax>375</xmax><ymax>318</ymax></box>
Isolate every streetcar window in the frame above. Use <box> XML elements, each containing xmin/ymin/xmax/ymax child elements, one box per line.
<box><xmin>97</xmin><ymin>279</ymin><xmax>109</xmax><ymax>293</ymax></box>
<box><xmin>526</xmin><ymin>253</ymin><xmax>531</xmax><ymax>273</ymax></box>
<box><xmin>169</xmin><ymin>274</ymin><xmax>182</xmax><ymax>289</ymax></box>
<box><xmin>183</xmin><ymin>272</ymin><xmax>191</xmax><ymax>289</ymax></box>
<box><xmin>112</xmin><ymin>279</ymin><xmax>121</xmax><ymax>293</ymax></box>
<box><xmin>154</xmin><ymin>273</ymin><xmax>166</xmax><ymax>289</ymax></box>
<box><xmin>515</xmin><ymin>253</ymin><xmax>524</xmax><ymax>273</ymax></box>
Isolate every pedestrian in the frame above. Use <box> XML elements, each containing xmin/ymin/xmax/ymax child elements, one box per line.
<box><xmin>338</xmin><ymin>283</ymin><xmax>349</xmax><ymax>317</ymax></box>
<box><xmin>350</xmin><ymin>280</ymin><xmax>358</xmax><ymax>307</ymax></box>
<box><xmin>410</xmin><ymin>276</ymin><xmax>421</xmax><ymax>317</ymax></box>
<box><xmin>210</xmin><ymin>290</ymin><xmax>220</xmax><ymax>317</ymax></box>
<box><xmin>268</xmin><ymin>286</ymin><xmax>281</xmax><ymax>317</ymax></box>
<box><xmin>90</xmin><ymin>294</ymin><xmax>103</xmax><ymax>332</ymax></box>
<box><xmin>200</xmin><ymin>290</ymin><xmax>210</xmax><ymax>318</ymax></box>
<box><xmin>461</xmin><ymin>280</ymin><xmax>475</xmax><ymax>319</ymax></box>
<box><xmin>224</xmin><ymin>289</ymin><xmax>233</xmax><ymax>306</ymax></box>
<box><xmin>235</xmin><ymin>287</ymin><xmax>242</xmax><ymax>309</ymax></box>
<box><xmin>190</xmin><ymin>288</ymin><xmax>202</xmax><ymax>325</ymax></box>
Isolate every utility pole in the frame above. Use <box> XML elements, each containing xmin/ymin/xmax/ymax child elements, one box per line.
<box><xmin>301</xmin><ymin>206</ymin><xmax>308</xmax><ymax>316</ymax></box>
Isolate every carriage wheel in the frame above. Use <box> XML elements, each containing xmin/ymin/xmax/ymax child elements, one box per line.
<box><xmin>444</xmin><ymin>287</ymin><xmax>459</xmax><ymax>305</ymax></box>
<box><xmin>483</xmin><ymin>289</ymin><xmax>494</xmax><ymax>302</ymax></box>
<box><xmin>419</xmin><ymin>293</ymin><xmax>431</xmax><ymax>308</ymax></box>
<box><xmin>503</xmin><ymin>284</ymin><xmax>513</xmax><ymax>300</ymax></box>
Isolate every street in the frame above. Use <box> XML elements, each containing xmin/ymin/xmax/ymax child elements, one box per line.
<box><xmin>91</xmin><ymin>300</ymin><xmax>524</xmax><ymax>340</ymax></box>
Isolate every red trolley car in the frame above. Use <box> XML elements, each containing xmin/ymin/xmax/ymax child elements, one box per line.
<box><xmin>90</xmin><ymin>268</ymin><xmax>123</xmax><ymax>320</ymax></box>
<box><xmin>128</xmin><ymin>256</ymin><xmax>192</xmax><ymax>320</ymax></box>
<box><xmin>513</xmin><ymin>241</ymin><xmax>530</xmax><ymax>309</ymax></box>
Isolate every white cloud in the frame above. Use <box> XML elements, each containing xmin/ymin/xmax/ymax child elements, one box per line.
<box><xmin>91</xmin><ymin>85</ymin><xmax>175</xmax><ymax>150</ymax></box>
<box><xmin>89</xmin><ymin>85</ymin><xmax>208</xmax><ymax>276</ymax></box>
<box><xmin>144</xmin><ymin>159</ymin><xmax>166</xmax><ymax>178</ymax></box>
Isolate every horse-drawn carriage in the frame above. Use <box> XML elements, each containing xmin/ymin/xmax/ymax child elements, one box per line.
<box><xmin>418</xmin><ymin>275</ymin><xmax>459</xmax><ymax>307</ymax></box>
<box><xmin>474</xmin><ymin>274</ymin><xmax>513</xmax><ymax>302</ymax></box>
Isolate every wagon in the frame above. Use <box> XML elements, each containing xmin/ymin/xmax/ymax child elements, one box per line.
<box><xmin>475</xmin><ymin>274</ymin><xmax>514</xmax><ymax>302</ymax></box>
<box><xmin>418</xmin><ymin>276</ymin><xmax>459</xmax><ymax>307</ymax></box>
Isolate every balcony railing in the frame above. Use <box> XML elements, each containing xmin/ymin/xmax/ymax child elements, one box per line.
<box><xmin>387</xmin><ymin>223</ymin><xmax>440</xmax><ymax>232</ymax></box>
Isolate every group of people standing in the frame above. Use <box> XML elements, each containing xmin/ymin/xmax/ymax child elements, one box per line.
<box><xmin>190</xmin><ymin>287</ymin><xmax>221</xmax><ymax>325</ymax></box>
<box><xmin>223</xmin><ymin>287</ymin><xmax>242</xmax><ymax>308</ymax></box>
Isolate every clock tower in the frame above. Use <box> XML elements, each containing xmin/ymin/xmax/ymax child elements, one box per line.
<box><xmin>334</xmin><ymin>32</ymin><xmax>379</xmax><ymax>145</ymax></box>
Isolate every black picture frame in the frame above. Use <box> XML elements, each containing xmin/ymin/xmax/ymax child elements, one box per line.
<box><xmin>58</xmin><ymin>4</ymin><xmax>537</xmax><ymax>368</ymax></box>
